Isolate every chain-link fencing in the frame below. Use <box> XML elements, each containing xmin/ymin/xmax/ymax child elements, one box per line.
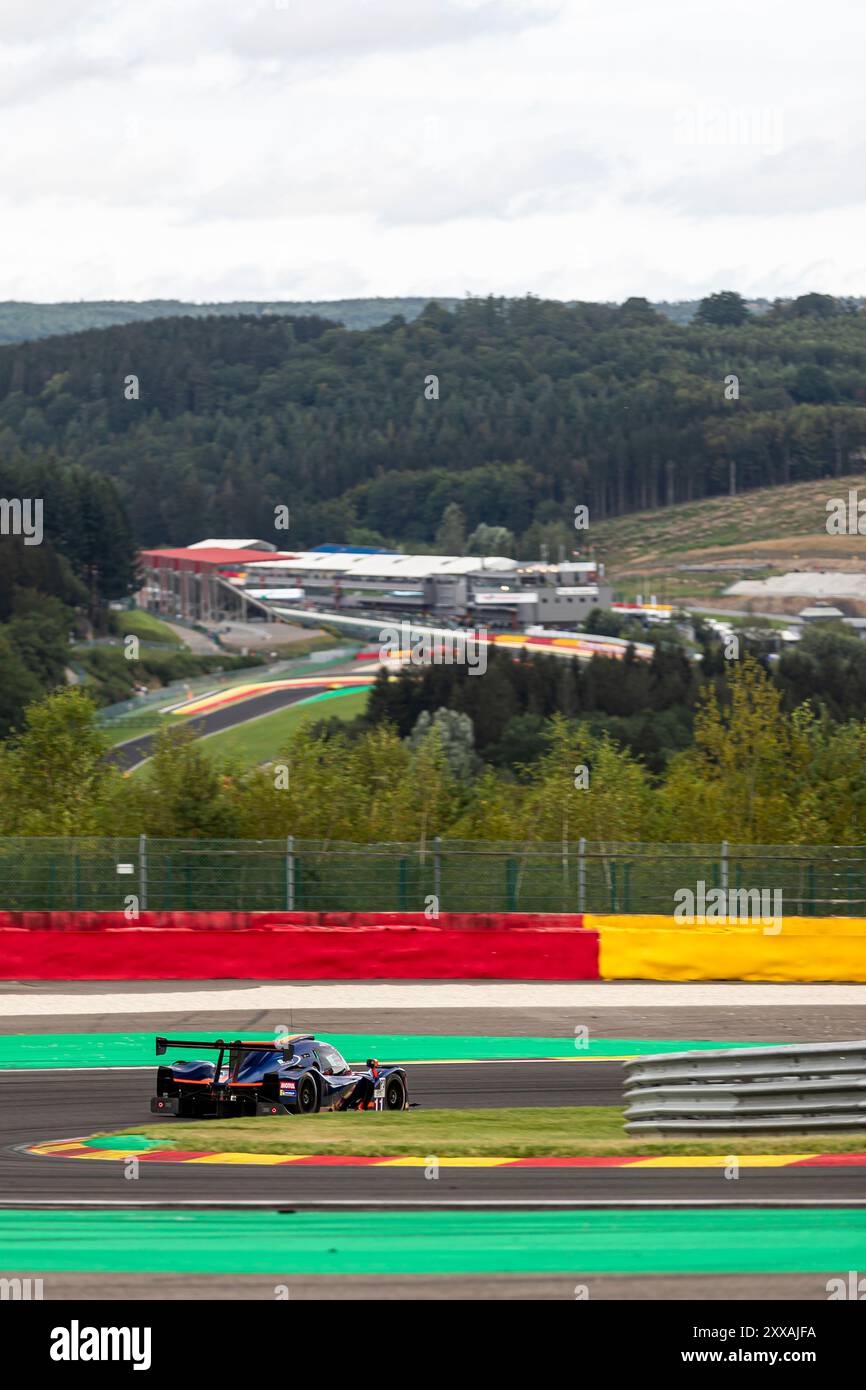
<box><xmin>0</xmin><ymin>838</ymin><xmax>863</xmax><ymax>915</ymax></box>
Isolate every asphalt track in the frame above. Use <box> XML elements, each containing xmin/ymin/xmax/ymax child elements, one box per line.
<box><xmin>4</xmin><ymin>995</ymin><xmax>865</xmax><ymax>1298</ymax></box>
<box><xmin>3</xmin><ymin>1067</ymin><xmax>865</xmax><ymax>1207</ymax></box>
<box><xmin>109</xmin><ymin>681</ymin><xmax>349</xmax><ymax>772</ymax></box>
<box><xmin>2</xmin><ymin>1064</ymin><xmax>864</xmax><ymax>1302</ymax></box>
<box><xmin>6</xmin><ymin>986</ymin><xmax>866</xmax><ymax>1040</ymax></box>
<box><xmin>2</xmin><ymin>1060</ymin><xmax>613</xmax><ymax>1205</ymax></box>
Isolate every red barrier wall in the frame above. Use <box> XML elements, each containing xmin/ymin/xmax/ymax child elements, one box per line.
<box><xmin>0</xmin><ymin>912</ymin><xmax>598</xmax><ymax>981</ymax></box>
<box><xmin>0</xmin><ymin>911</ymin><xmax>585</xmax><ymax>933</ymax></box>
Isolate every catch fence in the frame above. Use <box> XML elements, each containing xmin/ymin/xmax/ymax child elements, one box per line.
<box><xmin>0</xmin><ymin>838</ymin><xmax>863</xmax><ymax>915</ymax></box>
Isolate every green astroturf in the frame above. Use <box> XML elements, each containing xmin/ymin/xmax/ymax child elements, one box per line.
<box><xmin>0</xmin><ymin>1209</ymin><xmax>862</xmax><ymax>1276</ymax></box>
<box><xmin>0</xmin><ymin>1033</ymin><xmax>769</xmax><ymax>1069</ymax></box>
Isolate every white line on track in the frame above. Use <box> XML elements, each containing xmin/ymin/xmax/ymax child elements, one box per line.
<box><xmin>4</xmin><ymin>981</ymin><xmax>866</xmax><ymax>1015</ymax></box>
<box><xmin>0</xmin><ymin>1199</ymin><xmax>863</xmax><ymax>1208</ymax></box>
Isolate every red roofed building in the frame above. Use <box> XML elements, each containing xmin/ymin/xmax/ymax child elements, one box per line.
<box><xmin>138</xmin><ymin>542</ymin><xmax>298</xmax><ymax>621</ymax></box>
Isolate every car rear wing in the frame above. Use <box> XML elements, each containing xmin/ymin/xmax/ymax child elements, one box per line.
<box><xmin>155</xmin><ymin>1036</ymin><xmax>298</xmax><ymax>1060</ymax></box>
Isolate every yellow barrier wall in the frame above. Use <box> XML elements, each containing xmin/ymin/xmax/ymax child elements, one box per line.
<box><xmin>586</xmin><ymin>914</ymin><xmax>866</xmax><ymax>982</ymax></box>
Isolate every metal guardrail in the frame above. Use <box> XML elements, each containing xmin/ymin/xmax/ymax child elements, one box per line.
<box><xmin>624</xmin><ymin>1041</ymin><xmax>866</xmax><ymax>1134</ymax></box>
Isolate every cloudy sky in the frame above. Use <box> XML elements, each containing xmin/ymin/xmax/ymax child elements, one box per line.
<box><xmin>2</xmin><ymin>0</ymin><xmax>865</xmax><ymax>304</ymax></box>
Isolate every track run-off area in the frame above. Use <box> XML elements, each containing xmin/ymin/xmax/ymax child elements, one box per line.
<box><xmin>108</xmin><ymin>675</ymin><xmax>375</xmax><ymax>772</ymax></box>
<box><xmin>2</xmin><ymin>983</ymin><xmax>866</xmax><ymax>1297</ymax></box>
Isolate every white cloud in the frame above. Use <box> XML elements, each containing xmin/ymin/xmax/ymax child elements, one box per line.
<box><xmin>1</xmin><ymin>0</ymin><xmax>865</xmax><ymax>301</ymax></box>
<box><xmin>187</xmin><ymin>137</ymin><xmax>608</xmax><ymax>226</ymax></box>
<box><xmin>640</xmin><ymin>141</ymin><xmax>866</xmax><ymax>219</ymax></box>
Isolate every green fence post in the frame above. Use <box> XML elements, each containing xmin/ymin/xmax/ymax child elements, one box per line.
<box><xmin>624</xmin><ymin>863</ymin><xmax>631</xmax><ymax>912</ymax></box>
<box><xmin>433</xmin><ymin>837</ymin><xmax>442</xmax><ymax>914</ymax></box>
<box><xmin>398</xmin><ymin>859</ymin><xmax>408</xmax><ymax>912</ymax></box>
<box><xmin>286</xmin><ymin>837</ymin><xmax>295</xmax><ymax>911</ymax></box>
<box><xmin>578</xmin><ymin>838</ymin><xmax>586</xmax><ymax>914</ymax></box>
<box><xmin>610</xmin><ymin>862</ymin><xmax>618</xmax><ymax>912</ymax></box>
<box><xmin>74</xmin><ymin>855</ymin><xmax>82</xmax><ymax>910</ymax></box>
<box><xmin>139</xmin><ymin>834</ymin><xmax>148</xmax><ymax>912</ymax></box>
<box><xmin>808</xmin><ymin>864</ymin><xmax>816</xmax><ymax>917</ymax></box>
<box><xmin>505</xmin><ymin>858</ymin><xmax>517</xmax><ymax>912</ymax></box>
<box><xmin>847</xmin><ymin>866</ymin><xmax>854</xmax><ymax>915</ymax></box>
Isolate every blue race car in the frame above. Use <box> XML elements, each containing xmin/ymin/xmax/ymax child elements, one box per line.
<box><xmin>150</xmin><ymin>1034</ymin><xmax>409</xmax><ymax>1118</ymax></box>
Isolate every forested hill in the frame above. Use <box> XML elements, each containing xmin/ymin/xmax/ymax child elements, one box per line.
<box><xmin>0</xmin><ymin>298</ymin><xmax>463</xmax><ymax>345</ymax></box>
<box><xmin>2</xmin><ymin>293</ymin><xmax>866</xmax><ymax>551</ymax></box>
<box><xmin>5</xmin><ymin>295</ymin><xmax>863</xmax><ymax>345</ymax></box>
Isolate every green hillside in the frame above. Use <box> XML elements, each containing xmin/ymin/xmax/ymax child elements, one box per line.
<box><xmin>3</xmin><ymin>293</ymin><xmax>866</xmax><ymax>555</ymax></box>
<box><xmin>593</xmin><ymin>469</ymin><xmax>866</xmax><ymax>604</ymax></box>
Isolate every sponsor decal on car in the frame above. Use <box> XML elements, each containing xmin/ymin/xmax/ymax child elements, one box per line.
<box><xmin>279</xmin><ymin>1082</ymin><xmax>297</xmax><ymax>1095</ymax></box>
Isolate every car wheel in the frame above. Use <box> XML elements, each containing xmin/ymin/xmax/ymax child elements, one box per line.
<box><xmin>294</xmin><ymin>1074</ymin><xmax>320</xmax><ymax>1115</ymax></box>
<box><xmin>384</xmin><ymin>1075</ymin><xmax>407</xmax><ymax>1111</ymax></box>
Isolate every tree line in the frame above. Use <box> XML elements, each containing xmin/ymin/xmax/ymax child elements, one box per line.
<box><xmin>5</xmin><ymin>642</ymin><xmax>866</xmax><ymax>846</ymax></box>
<box><xmin>314</xmin><ymin>625</ymin><xmax>866</xmax><ymax>776</ymax></box>
<box><xmin>0</xmin><ymin>455</ymin><xmax>138</xmax><ymax>735</ymax></box>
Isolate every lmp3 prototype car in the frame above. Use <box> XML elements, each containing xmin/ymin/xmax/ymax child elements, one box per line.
<box><xmin>150</xmin><ymin>1034</ymin><xmax>410</xmax><ymax>1118</ymax></box>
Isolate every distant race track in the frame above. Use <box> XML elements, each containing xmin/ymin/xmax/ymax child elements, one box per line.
<box><xmin>109</xmin><ymin>680</ymin><xmax>366</xmax><ymax>773</ymax></box>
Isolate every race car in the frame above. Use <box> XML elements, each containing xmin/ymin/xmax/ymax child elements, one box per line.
<box><xmin>150</xmin><ymin>1034</ymin><xmax>409</xmax><ymax>1118</ymax></box>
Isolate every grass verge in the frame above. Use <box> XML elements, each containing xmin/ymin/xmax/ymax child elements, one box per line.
<box><xmin>194</xmin><ymin>687</ymin><xmax>369</xmax><ymax>767</ymax></box>
<box><xmin>101</xmin><ymin>711</ymin><xmax>184</xmax><ymax>749</ymax></box>
<box><xmin>593</xmin><ymin>468</ymin><xmax>866</xmax><ymax>604</ymax></box>
<box><xmin>117</xmin><ymin>1107</ymin><xmax>866</xmax><ymax>1158</ymax></box>
<box><xmin>112</xmin><ymin>611</ymin><xmax>183</xmax><ymax>646</ymax></box>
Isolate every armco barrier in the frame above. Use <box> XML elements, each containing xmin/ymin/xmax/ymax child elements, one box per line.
<box><xmin>623</xmin><ymin>1040</ymin><xmax>866</xmax><ymax>1134</ymax></box>
<box><xmin>588</xmin><ymin>914</ymin><xmax>866</xmax><ymax>982</ymax></box>
<box><xmin>0</xmin><ymin>911</ymin><xmax>599</xmax><ymax>981</ymax></box>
